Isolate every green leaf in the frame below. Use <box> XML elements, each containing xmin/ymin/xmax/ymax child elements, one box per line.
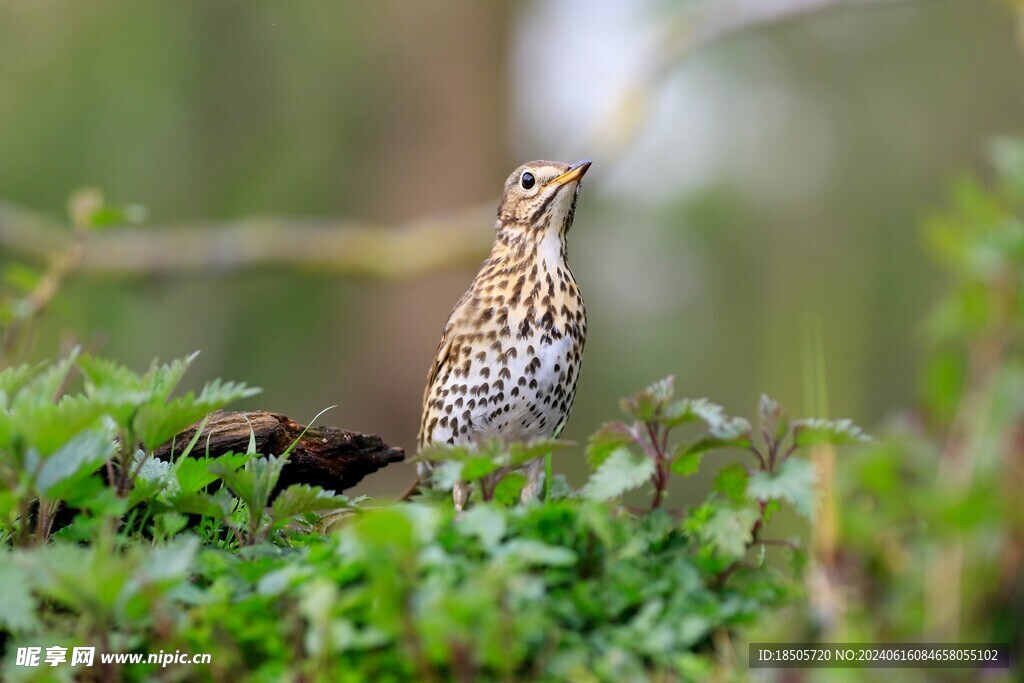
<box><xmin>791</xmin><ymin>418</ymin><xmax>870</xmax><ymax>448</ymax></box>
<box><xmin>36</xmin><ymin>429</ymin><xmax>116</xmax><ymax>499</ymax></box>
<box><xmin>215</xmin><ymin>454</ymin><xmax>284</xmax><ymax>515</ymax></box>
<box><xmin>493</xmin><ymin>472</ymin><xmax>528</xmax><ymax>506</ymax></box>
<box><xmin>128</xmin><ymin>453</ymin><xmax>176</xmax><ymax>503</ymax></box>
<box><xmin>3</xmin><ymin>262</ymin><xmax>42</xmax><ymax>294</ymax></box>
<box><xmin>670</xmin><ymin>445</ymin><xmax>704</xmax><ymax>477</ymax></box>
<box><xmin>355</xmin><ymin>508</ymin><xmax>416</xmax><ymax>551</ymax></box>
<box><xmin>747</xmin><ymin>457</ymin><xmax>817</xmax><ymax>519</ymax></box>
<box><xmin>582</xmin><ymin>447</ymin><xmax>655</xmax><ymax>501</ymax></box>
<box><xmin>11</xmin><ymin>394</ymin><xmax>108</xmax><ymax>456</ymax></box>
<box><xmin>173</xmin><ymin>453</ymin><xmax>245</xmax><ymax>494</ymax></box>
<box><xmin>270</xmin><ymin>485</ymin><xmax>347</xmax><ymax>524</ymax></box>
<box><xmin>0</xmin><ymin>560</ymin><xmax>41</xmax><ymax>633</ymax></box>
<box><xmin>68</xmin><ymin>189</ymin><xmax>146</xmax><ymax>229</ymax></box>
<box><xmin>135</xmin><ymin>379</ymin><xmax>260</xmax><ymax>452</ymax></box>
<box><xmin>135</xmin><ymin>536</ymin><xmax>198</xmax><ymax>584</ymax></box>
<box><xmin>78</xmin><ymin>354</ymin><xmax>152</xmax><ymax>425</ymax></box>
<box><xmin>0</xmin><ymin>362</ymin><xmax>36</xmax><ymax>405</ymax></box>
<box><xmin>506</xmin><ymin>439</ymin><xmax>569</xmax><ymax>468</ymax></box>
<box><xmin>619</xmin><ymin>376</ymin><xmax>674</xmax><ymax>422</ymax></box>
<box><xmin>494</xmin><ymin>539</ymin><xmax>576</xmax><ymax>567</ymax></box>
<box><xmin>167</xmin><ymin>489</ymin><xmax>235</xmax><ymax>519</ymax></box>
<box><xmin>701</xmin><ymin>504</ymin><xmax>760</xmax><ymax>559</ymax></box>
<box><xmin>428</xmin><ymin>461</ymin><xmax>463</xmax><ymax>491</ymax></box>
<box><xmin>691</xmin><ymin>400</ymin><xmax>752</xmax><ymax>441</ymax></box>
<box><xmin>416</xmin><ymin>443</ymin><xmax>475</xmax><ymax>464</ymax></box>
<box><xmin>15</xmin><ymin>348</ymin><xmax>79</xmax><ymax>408</ymax></box>
<box><xmin>586</xmin><ymin>422</ymin><xmax>635</xmax><ymax>466</ymax></box>
<box><xmin>713</xmin><ymin>463</ymin><xmax>749</xmax><ymax>502</ymax></box>
<box><xmin>461</xmin><ymin>454</ymin><xmax>500</xmax><ymax>482</ymax></box>
<box><xmin>457</xmin><ymin>504</ymin><xmax>507</xmax><ymax>548</ymax></box>
<box><xmin>144</xmin><ymin>353</ymin><xmax>200</xmax><ymax>403</ymax></box>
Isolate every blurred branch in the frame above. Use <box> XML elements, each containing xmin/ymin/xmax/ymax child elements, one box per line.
<box><xmin>1</xmin><ymin>0</ymin><xmax>907</xmax><ymax>280</ymax></box>
<box><xmin>0</xmin><ymin>199</ymin><xmax>495</xmax><ymax>280</ymax></box>
<box><xmin>578</xmin><ymin>0</ymin><xmax>910</xmax><ymax>159</ymax></box>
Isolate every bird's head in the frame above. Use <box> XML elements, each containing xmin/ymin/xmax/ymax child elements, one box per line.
<box><xmin>496</xmin><ymin>159</ymin><xmax>592</xmax><ymax>239</ymax></box>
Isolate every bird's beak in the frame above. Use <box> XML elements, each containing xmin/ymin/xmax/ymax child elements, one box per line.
<box><xmin>546</xmin><ymin>159</ymin><xmax>592</xmax><ymax>188</ymax></box>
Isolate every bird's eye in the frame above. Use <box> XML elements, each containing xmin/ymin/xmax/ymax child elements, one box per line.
<box><xmin>520</xmin><ymin>172</ymin><xmax>535</xmax><ymax>190</ymax></box>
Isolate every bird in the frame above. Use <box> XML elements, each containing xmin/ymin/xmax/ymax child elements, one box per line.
<box><xmin>417</xmin><ymin>159</ymin><xmax>592</xmax><ymax>507</ymax></box>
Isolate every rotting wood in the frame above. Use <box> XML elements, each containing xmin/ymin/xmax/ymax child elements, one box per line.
<box><xmin>153</xmin><ymin>410</ymin><xmax>404</xmax><ymax>493</ymax></box>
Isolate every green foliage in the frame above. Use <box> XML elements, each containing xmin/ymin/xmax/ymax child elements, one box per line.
<box><xmin>417</xmin><ymin>437</ymin><xmax>570</xmax><ymax>504</ymax></box>
<box><xmin>0</xmin><ymin>348</ymin><xmax>865</xmax><ymax>681</ymax></box>
<box><xmin>754</xmin><ymin>139</ymin><xmax>1024</xmax><ymax>677</ymax></box>
<box><xmin>747</xmin><ymin>457</ymin><xmax>816</xmax><ymax>520</ymax></box>
<box><xmin>582</xmin><ymin>447</ymin><xmax>656</xmax><ymax>501</ymax></box>
<box><xmin>0</xmin><ymin>351</ymin><xmax>258</xmax><ymax>545</ymax></box>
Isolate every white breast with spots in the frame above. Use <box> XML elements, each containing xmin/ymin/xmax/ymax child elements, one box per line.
<box><xmin>427</xmin><ymin>332</ymin><xmax>579</xmax><ymax>447</ymax></box>
<box><xmin>479</xmin><ymin>333</ymin><xmax>576</xmax><ymax>441</ymax></box>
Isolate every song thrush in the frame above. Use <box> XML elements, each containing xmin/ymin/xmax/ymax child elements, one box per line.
<box><xmin>417</xmin><ymin>159</ymin><xmax>591</xmax><ymax>506</ymax></box>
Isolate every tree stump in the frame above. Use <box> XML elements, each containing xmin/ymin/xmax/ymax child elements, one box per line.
<box><xmin>153</xmin><ymin>410</ymin><xmax>404</xmax><ymax>494</ymax></box>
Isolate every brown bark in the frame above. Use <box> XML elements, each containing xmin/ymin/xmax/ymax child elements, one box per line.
<box><xmin>153</xmin><ymin>410</ymin><xmax>404</xmax><ymax>494</ymax></box>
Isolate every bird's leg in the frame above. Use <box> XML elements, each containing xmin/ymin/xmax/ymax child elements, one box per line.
<box><xmin>520</xmin><ymin>457</ymin><xmax>545</xmax><ymax>503</ymax></box>
<box><xmin>453</xmin><ymin>481</ymin><xmax>469</xmax><ymax>510</ymax></box>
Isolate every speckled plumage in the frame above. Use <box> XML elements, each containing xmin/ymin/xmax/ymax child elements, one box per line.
<box><xmin>418</xmin><ymin>159</ymin><xmax>591</xmax><ymax>502</ymax></box>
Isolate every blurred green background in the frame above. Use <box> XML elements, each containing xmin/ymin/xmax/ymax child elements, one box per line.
<box><xmin>0</xmin><ymin>0</ymin><xmax>1020</xmax><ymax>504</ymax></box>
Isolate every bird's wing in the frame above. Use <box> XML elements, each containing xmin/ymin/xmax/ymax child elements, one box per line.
<box><xmin>417</xmin><ymin>328</ymin><xmax>453</xmax><ymax>449</ymax></box>
<box><xmin>418</xmin><ymin>289</ymin><xmax>473</xmax><ymax>450</ymax></box>
<box><xmin>422</xmin><ymin>328</ymin><xmax>452</xmax><ymax>408</ymax></box>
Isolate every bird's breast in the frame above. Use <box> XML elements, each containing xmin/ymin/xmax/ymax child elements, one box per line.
<box><xmin>424</xmin><ymin>263</ymin><xmax>586</xmax><ymax>447</ymax></box>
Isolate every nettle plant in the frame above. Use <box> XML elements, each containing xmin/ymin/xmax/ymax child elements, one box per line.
<box><xmin>424</xmin><ymin>376</ymin><xmax>868</xmax><ymax>580</ymax></box>
<box><xmin>0</xmin><ymin>349</ymin><xmax>867</xmax><ymax>680</ymax></box>
<box><xmin>0</xmin><ymin>351</ymin><xmax>345</xmax><ymax>548</ymax></box>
